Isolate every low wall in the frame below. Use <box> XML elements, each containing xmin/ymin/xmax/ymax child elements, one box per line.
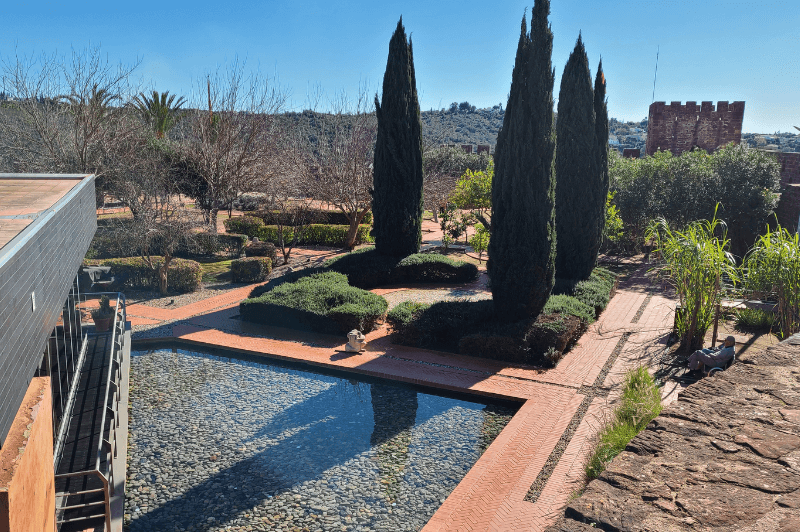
<box><xmin>0</xmin><ymin>377</ymin><xmax>55</xmax><ymax>532</ymax></box>
<box><xmin>546</xmin><ymin>336</ymin><xmax>800</xmax><ymax>531</ymax></box>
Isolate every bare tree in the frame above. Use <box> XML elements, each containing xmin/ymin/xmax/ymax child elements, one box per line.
<box><xmin>116</xmin><ymin>146</ymin><xmax>202</xmax><ymax>294</ymax></box>
<box><xmin>300</xmin><ymin>90</ymin><xmax>376</xmax><ymax>249</ymax></box>
<box><xmin>263</xmin><ymin>167</ymin><xmax>318</xmax><ymax>265</ymax></box>
<box><xmin>0</xmin><ymin>47</ymin><xmax>141</xmax><ymax>201</ymax></box>
<box><xmin>422</xmin><ymin>146</ymin><xmax>490</xmax><ymax>222</ymax></box>
<box><xmin>179</xmin><ymin>61</ymin><xmax>287</xmax><ymax>232</ymax></box>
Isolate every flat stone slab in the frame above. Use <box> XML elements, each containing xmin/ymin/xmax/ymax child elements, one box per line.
<box><xmin>547</xmin><ymin>339</ymin><xmax>800</xmax><ymax>531</ymax></box>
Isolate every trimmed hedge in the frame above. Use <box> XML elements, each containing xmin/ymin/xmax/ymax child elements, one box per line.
<box><xmin>185</xmin><ymin>232</ymin><xmax>248</xmax><ymax>259</ymax></box>
<box><xmin>252</xmin><ymin>224</ymin><xmax>373</xmax><ymax>248</ymax></box>
<box><xmin>231</xmin><ymin>257</ymin><xmax>272</xmax><ymax>283</ymax></box>
<box><xmin>223</xmin><ymin>216</ymin><xmax>264</xmax><ymax>236</ymax></box>
<box><xmin>240</xmin><ymin>272</ymin><xmax>388</xmax><ymax>334</ymax></box>
<box><xmin>245</xmin><ymin>240</ymin><xmax>277</xmax><ymax>262</ymax></box>
<box><xmin>387</xmin><ymin>268</ymin><xmax>615</xmax><ymax>367</ymax></box>
<box><xmin>324</xmin><ymin>248</ymin><xmax>478</xmax><ymax>288</ymax></box>
<box><xmin>248</xmin><ymin>209</ymin><xmax>373</xmax><ymax>227</ymax></box>
<box><xmin>553</xmin><ymin>267</ymin><xmax>616</xmax><ymax>316</ymax></box>
<box><xmin>98</xmin><ymin>257</ymin><xmax>202</xmax><ymax>293</ymax></box>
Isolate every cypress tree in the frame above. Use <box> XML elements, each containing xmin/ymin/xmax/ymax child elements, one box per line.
<box><xmin>594</xmin><ymin>60</ymin><xmax>610</xmax><ymax>251</ymax></box>
<box><xmin>372</xmin><ymin>18</ymin><xmax>424</xmax><ymax>257</ymax></box>
<box><xmin>488</xmin><ymin>2</ymin><xmax>556</xmax><ymax>320</ymax></box>
<box><xmin>555</xmin><ymin>35</ymin><xmax>599</xmax><ymax>281</ymax></box>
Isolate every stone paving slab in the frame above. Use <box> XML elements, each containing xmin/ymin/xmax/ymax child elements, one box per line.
<box><xmin>130</xmin><ymin>264</ymin><xmax>675</xmax><ymax>531</ymax></box>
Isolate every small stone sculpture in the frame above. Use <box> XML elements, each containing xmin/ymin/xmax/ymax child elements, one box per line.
<box><xmin>345</xmin><ymin>329</ymin><xmax>367</xmax><ymax>353</ymax></box>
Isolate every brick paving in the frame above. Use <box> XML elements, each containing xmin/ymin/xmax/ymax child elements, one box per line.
<box><xmin>129</xmin><ymin>264</ymin><xmax>675</xmax><ymax>531</ymax></box>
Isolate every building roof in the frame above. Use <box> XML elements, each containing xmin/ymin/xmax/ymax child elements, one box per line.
<box><xmin>0</xmin><ymin>174</ymin><xmax>92</xmax><ymax>251</ymax></box>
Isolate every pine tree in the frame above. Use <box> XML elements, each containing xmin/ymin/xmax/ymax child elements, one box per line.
<box><xmin>372</xmin><ymin>18</ymin><xmax>424</xmax><ymax>257</ymax></box>
<box><xmin>488</xmin><ymin>2</ymin><xmax>557</xmax><ymax>320</ymax></box>
<box><xmin>555</xmin><ymin>35</ymin><xmax>599</xmax><ymax>281</ymax></box>
<box><xmin>594</xmin><ymin>60</ymin><xmax>610</xmax><ymax>252</ymax></box>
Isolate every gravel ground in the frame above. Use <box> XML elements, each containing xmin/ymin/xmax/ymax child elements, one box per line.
<box><xmin>127</xmin><ymin>283</ymin><xmax>249</xmax><ymax>309</ymax></box>
<box><xmin>381</xmin><ymin>287</ymin><xmax>491</xmax><ymax>310</ymax></box>
<box><xmin>125</xmin><ymin>348</ymin><xmax>515</xmax><ymax>532</ymax></box>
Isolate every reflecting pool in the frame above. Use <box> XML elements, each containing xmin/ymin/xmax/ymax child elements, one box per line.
<box><xmin>125</xmin><ymin>348</ymin><xmax>517</xmax><ymax>532</ymax></box>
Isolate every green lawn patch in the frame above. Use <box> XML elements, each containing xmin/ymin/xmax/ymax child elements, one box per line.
<box><xmin>196</xmin><ymin>258</ymin><xmax>234</xmax><ymax>283</ymax></box>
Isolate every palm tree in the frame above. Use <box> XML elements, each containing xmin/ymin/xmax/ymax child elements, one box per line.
<box><xmin>132</xmin><ymin>90</ymin><xmax>186</xmax><ymax>138</ymax></box>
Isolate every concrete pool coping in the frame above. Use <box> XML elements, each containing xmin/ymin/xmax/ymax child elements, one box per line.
<box><xmin>128</xmin><ymin>264</ymin><xmax>675</xmax><ymax>531</ymax></box>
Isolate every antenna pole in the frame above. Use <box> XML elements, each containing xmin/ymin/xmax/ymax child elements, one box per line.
<box><xmin>652</xmin><ymin>46</ymin><xmax>660</xmax><ymax>103</ymax></box>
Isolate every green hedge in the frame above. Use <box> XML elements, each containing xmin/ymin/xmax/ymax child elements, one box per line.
<box><xmin>553</xmin><ymin>268</ymin><xmax>616</xmax><ymax>316</ymax></box>
<box><xmin>324</xmin><ymin>248</ymin><xmax>478</xmax><ymax>288</ymax></box>
<box><xmin>247</xmin><ymin>209</ymin><xmax>373</xmax><ymax>227</ymax></box>
<box><xmin>245</xmin><ymin>241</ymin><xmax>277</xmax><ymax>263</ymax></box>
<box><xmin>240</xmin><ymin>271</ymin><xmax>388</xmax><ymax>334</ymax></box>
<box><xmin>186</xmin><ymin>232</ymin><xmax>248</xmax><ymax>259</ymax></box>
<box><xmin>223</xmin><ymin>216</ymin><xmax>264</xmax><ymax>236</ymax></box>
<box><xmin>387</xmin><ymin>269</ymin><xmax>615</xmax><ymax>366</ymax></box>
<box><xmin>251</xmin><ymin>224</ymin><xmax>373</xmax><ymax>248</ymax></box>
<box><xmin>231</xmin><ymin>257</ymin><xmax>272</xmax><ymax>283</ymax></box>
<box><xmin>98</xmin><ymin>257</ymin><xmax>202</xmax><ymax>293</ymax></box>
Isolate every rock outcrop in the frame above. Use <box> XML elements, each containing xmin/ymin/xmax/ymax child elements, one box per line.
<box><xmin>547</xmin><ymin>334</ymin><xmax>800</xmax><ymax>531</ymax></box>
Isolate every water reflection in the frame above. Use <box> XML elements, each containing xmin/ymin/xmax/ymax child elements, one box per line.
<box><xmin>370</xmin><ymin>384</ymin><xmax>418</xmax><ymax>502</ymax></box>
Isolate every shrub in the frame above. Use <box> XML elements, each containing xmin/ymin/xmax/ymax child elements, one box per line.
<box><xmin>99</xmin><ymin>257</ymin><xmax>202</xmax><ymax>293</ymax></box>
<box><xmin>387</xmin><ymin>301</ymin><xmax>430</xmax><ymax>328</ymax></box>
<box><xmin>734</xmin><ymin>308</ymin><xmax>776</xmax><ymax>331</ymax></box>
<box><xmin>542</xmin><ymin>295</ymin><xmax>595</xmax><ymax>324</ymax></box>
<box><xmin>394</xmin><ymin>253</ymin><xmax>478</xmax><ymax>284</ymax></box>
<box><xmin>253</xmin><ymin>209</ymin><xmax>372</xmax><ymax>226</ymax></box>
<box><xmin>231</xmin><ymin>257</ymin><xmax>272</xmax><ymax>283</ymax></box>
<box><xmin>526</xmin><ymin>314</ymin><xmax>585</xmax><ymax>366</ymax></box>
<box><xmin>742</xmin><ymin>227</ymin><xmax>800</xmax><ymax>337</ymax></box>
<box><xmin>388</xmin><ymin>299</ymin><xmax>495</xmax><ymax>349</ymax></box>
<box><xmin>647</xmin><ymin>213</ymin><xmax>738</xmax><ymax>349</ymax></box>
<box><xmin>324</xmin><ymin>248</ymin><xmax>478</xmax><ymax>289</ymax></box>
<box><xmin>585</xmin><ymin>367</ymin><xmax>662</xmax><ymax>479</ymax></box>
<box><xmin>554</xmin><ymin>267</ymin><xmax>616</xmax><ymax>316</ymax></box>
<box><xmin>240</xmin><ymin>271</ymin><xmax>388</xmax><ymax>334</ymax></box>
<box><xmin>223</xmin><ymin>216</ymin><xmax>265</xmax><ymax>237</ymax></box>
<box><xmin>247</xmin><ymin>267</ymin><xmax>324</xmax><ymax>299</ymax></box>
<box><xmin>186</xmin><ymin>232</ymin><xmax>248</xmax><ymax>259</ymax></box>
<box><xmin>252</xmin><ymin>224</ymin><xmax>372</xmax><ymax>248</ymax></box>
<box><xmin>245</xmin><ymin>240</ymin><xmax>277</xmax><ymax>262</ymax></box>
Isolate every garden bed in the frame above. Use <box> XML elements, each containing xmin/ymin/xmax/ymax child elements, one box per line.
<box><xmin>386</xmin><ymin>268</ymin><xmax>617</xmax><ymax>367</ymax></box>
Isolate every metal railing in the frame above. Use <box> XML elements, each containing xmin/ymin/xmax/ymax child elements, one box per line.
<box><xmin>53</xmin><ymin>291</ymin><xmax>127</xmax><ymax>532</ymax></box>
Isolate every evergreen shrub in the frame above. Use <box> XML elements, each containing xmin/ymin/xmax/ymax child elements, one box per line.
<box><xmin>231</xmin><ymin>257</ymin><xmax>272</xmax><ymax>283</ymax></box>
<box><xmin>239</xmin><ymin>272</ymin><xmax>388</xmax><ymax>334</ymax></box>
<box><xmin>245</xmin><ymin>241</ymin><xmax>277</xmax><ymax>263</ymax></box>
<box><xmin>323</xmin><ymin>248</ymin><xmax>478</xmax><ymax>288</ymax></box>
<box><xmin>99</xmin><ymin>257</ymin><xmax>202</xmax><ymax>293</ymax></box>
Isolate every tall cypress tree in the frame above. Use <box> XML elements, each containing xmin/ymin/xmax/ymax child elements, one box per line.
<box><xmin>594</xmin><ymin>60</ymin><xmax>610</xmax><ymax>251</ymax></box>
<box><xmin>555</xmin><ymin>35</ymin><xmax>598</xmax><ymax>281</ymax></box>
<box><xmin>372</xmin><ymin>18</ymin><xmax>424</xmax><ymax>257</ymax></box>
<box><xmin>488</xmin><ymin>2</ymin><xmax>556</xmax><ymax>320</ymax></box>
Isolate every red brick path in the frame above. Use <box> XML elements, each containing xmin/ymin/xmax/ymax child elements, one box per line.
<box><xmin>130</xmin><ymin>266</ymin><xmax>674</xmax><ymax>531</ymax></box>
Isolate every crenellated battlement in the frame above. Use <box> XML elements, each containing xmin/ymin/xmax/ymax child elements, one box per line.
<box><xmin>645</xmin><ymin>100</ymin><xmax>745</xmax><ymax>156</ymax></box>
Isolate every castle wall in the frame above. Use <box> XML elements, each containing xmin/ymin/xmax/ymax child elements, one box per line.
<box><xmin>645</xmin><ymin>101</ymin><xmax>745</xmax><ymax>156</ymax></box>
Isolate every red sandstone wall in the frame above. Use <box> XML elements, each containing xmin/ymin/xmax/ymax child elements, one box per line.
<box><xmin>0</xmin><ymin>377</ymin><xmax>55</xmax><ymax>532</ymax></box>
<box><xmin>646</xmin><ymin>101</ymin><xmax>745</xmax><ymax>156</ymax></box>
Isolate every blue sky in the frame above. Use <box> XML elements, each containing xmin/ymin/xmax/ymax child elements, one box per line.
<box><xmin>2</xmin><ymin>0</ymin><xmax>798</xmax><ymax>133</ymax></box>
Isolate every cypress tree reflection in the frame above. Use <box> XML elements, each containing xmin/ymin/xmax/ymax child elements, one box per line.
<box><xmin>370</xmin><ymin>383</ymin><xmax>418</xmax><ymax>503</ymax></box>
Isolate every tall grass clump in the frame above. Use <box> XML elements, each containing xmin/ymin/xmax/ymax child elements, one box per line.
<box><xmin>742</xmin><ymin>227</ymin><xmax>800</xmax><ymax>338</ymax></box>
<box><xmin>646</xmin><ymin>209</ymin><xmax>737</xmax><ymax>349</ymax></box>
<box><xmin>585</xmin><ymin>367</ymin><xmax>662</xmax><ymax>480</ymax></box>
<box><xmin>734</xmin><ymin>308</ymin><xmax>776</xmax><ymax>331</ymax></box>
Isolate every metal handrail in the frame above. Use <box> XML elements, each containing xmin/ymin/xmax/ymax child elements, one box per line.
<box><xmin>55</xmin><ymin>291</ymin><xmax>126</xmax><ymax>532</ymax></box>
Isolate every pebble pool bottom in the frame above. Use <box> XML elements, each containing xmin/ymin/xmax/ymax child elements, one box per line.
<box><xmin>125</xmin><ymin>348</ymin><xmax>517</xmax><ymax>532</ymax></box>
